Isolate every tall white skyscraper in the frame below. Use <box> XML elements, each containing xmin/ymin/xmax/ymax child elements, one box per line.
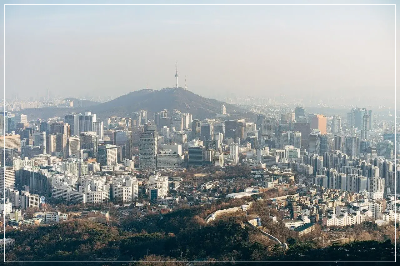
<box><xmin>0</xmin><ymin>167</ymin><xmax>15</xmax><ymax>191</ymax></box>
<box><xmin>229</xmin><ymin>143</ymin><xmax>239</xmax><ymax>165</ymax></box>
<box><xmin>92</xmin><ymin>121</ymin><xmax>104</xmax><ymax>140</ymax></box>
<box><xmin>182</xmin><ymin>113</ymin><xmax>192</xmax><ymax>130</ymax></box>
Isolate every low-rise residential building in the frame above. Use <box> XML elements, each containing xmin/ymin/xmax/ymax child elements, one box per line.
<box><xmin>326</xmin><ymin>211</ymin><xmax>365</xmax><ymax>227</ymax></box>
<box><xmin>148</xmin><ymin>173</ymin><xmax>169</xmax><ymax>200</ymax></box>
<box><xmin>111</xmin><ymin>176</ymin><xmax>139</xmax><ymax>202</ymax></box>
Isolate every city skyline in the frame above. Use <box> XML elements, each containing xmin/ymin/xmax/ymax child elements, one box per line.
<box><xmin>1</xmin><ymin>1</ymin><xmax>399</xmax><ymax>263</ymax></box>
<box><xmin>2</xmin><ymin>1</ymin><xmax>397</xmax><ymax>108</ymax></box>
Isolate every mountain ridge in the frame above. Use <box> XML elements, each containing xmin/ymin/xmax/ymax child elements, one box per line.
<box><xmin>20</xmin><ymin>88</ymin><xmax>253</xmax><ymax>121</ymax></box>
<box><xmin>89</xmin><ymin>87</ymin><xmax>248</xmax><ymax>120</ymax></box>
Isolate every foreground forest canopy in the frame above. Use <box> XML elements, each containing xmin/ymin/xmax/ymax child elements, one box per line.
<box><xmin>5</xmin><ymin>201</ymin><xmax>399</xmax><ymax>264</ymax></box>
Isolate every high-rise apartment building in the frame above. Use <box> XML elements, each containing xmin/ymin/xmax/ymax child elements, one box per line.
<box><xmin>139</xmin><ymin>110</ymin><xmax>148</xmax><ymax>125</ymax></box>
<box><xmin>191</xmin><ymin>119</ymin><xmax>201</xmax><ymax>140</ymax></box>
<box><xmin>308</xmin><ymin>132</ymin><xmax>321</xmax><ymax>155</ymax></box>
<box><xmin>309</xmin><ymin>114</ymin><xmax>327</xmax><ymax>135</ymax></box>
<box><xmin>139</xmin><ymin>126</ymin><xmax>158</xmax><ymax>170</ymax></box>
<box><xmin>92</xmin><ymin>121</ymin><xmax>104</xmax><ymax>140</ymax></box>
<box><xmin>65</xmin><ymin>112</ymin><xmax>97</xmax><ymax>136</ymax></box>
<box><xmin>236</xmin><ymin>120</ymin><xmax>245</xmax><ymax>142</ymax></box>
<box><xmin>79</xmin><ymin>112</ymin><xmax>97</xmax><ymax>133</ymax></box>
<box><xmin>56</xmin><ymin>133</ymin><xmax>68</xmax><ymax>157</ymax></box>
<box><xmin>97</xmin><ymin>144</ymin><xmax>118</xmax><ymax>166</ymax></box>
<box><xmin>19</xmin><ymin>114</ymin><xmax>28</xmax><ymax>125</ymax></box>
<box><xmin>33</xmin><ymin>132</ymin><xmax>46</xmax><ymax>154</ymax></box>
<box><xmin>331</xmin><ymin>116</ymin><xmax>342</xmax><ymax>134</ymax></box>
<box><xmin>65</xmin><ymin>114</ymin><xmax>80</xmax><ymax>136</ymax></box>
<box><xmin>172</xmin><ymin>117</ymin><xmax>183</xmax><ymax>131</ymax></box>
<box><xmin>39</xmin><ymin>121</ymin><xmax>48</xmax><ymax>133</ymax></box>
<box><xmin>67</xmin><ymin>136</ymin><xmax>81</xmax><ymax>158</ymax></box>
<box><xmin>345</xmin><ymin>136</ymin><xmax>360</xmax><ymax>159</ymax></box>
<box><xmin>334</xmin><ymin>135</ymin><xmax>343</xmax><ymax>151</ymax></box>
<box><xmin>347</xmin><ymin>108</ymin><xmax>371</xmax><ymax>130</ymax></box>
<box><xmin>319</xmin><ymin>134</ymin><xmax>329</xmax><ymax>155</ymax></box>
<box><xmin>256</xmin><ymin>115</ymin><xmax>277</xmax><ymax>146</ymax></box>
<box><xmin>0</xmin><ymin>113</ymin><xmax>6</xmax><ymax>136</ymax></box>
<box><xmin>80</xmin><ymin>132</ymin><xmax>99</xmax><ymax>158</ymax></box>
<box><xmin>293</xmin><ymin>122</ymin><xmax>311</xmax><ymax>150</ymax></box>
<box><xmin>0</xmin><ymin>167</ymin><xmax>15</xmax><ymax>192</ymax></box>
<box><xmin>46</xmin><ymin>134</ymin><xmax>57</xmax><ymax>154</ymax></box>
<box><xmin>50</xmin><ymin>122</ymin><xmax>70</xmax><ymax>137</ymax></box>
<box><xmin>294</xmin><ymin>106</ymin><xmax>306</xmax><ymax>121</ymax></box>
<box><xmin>229</xmin><ymin>143</ymin><xmax>240</xmax><ymax>164</ymax></box>
<box><xmin>182</xmin><ymin>113</ymin><xmax>192</xmax><ymax>130</ymax></box>
<box><xmin>225</xmin><ymin>120</ymin><xmax>237</xmax><ymax>140</ymax></box>
<box><xmin>361</xmin><ymin>113</ymin><xmax>370</xmax><ymax>140</ymax></box>
<box><xmin>188</xmin><ymin>146</ymin><xmax>204</xmax><ymax>167</ymax></box>
<box><xmin>290</xmin><ymin>131</ymin><xmax>302</xmax><ymax>149</ymax></box>
<box><xmin>200</xmin><ymin>122</ymin><xmax>213</xmax><ymax>141</ymax></box>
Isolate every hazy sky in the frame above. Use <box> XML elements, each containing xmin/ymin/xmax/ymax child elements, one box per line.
<box><xmin>1</xmin><ymin>0</ymin><xmax>398</xmax><ymax>108</ymax></box>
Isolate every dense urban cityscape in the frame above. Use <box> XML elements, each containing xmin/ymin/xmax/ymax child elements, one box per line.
<box><xmin>0</xmin><ymin>70</ymin><xmax>399</xmax><ymax>263</ymax></box>
<box><xmin>1</xmin><ymin>2</ymin><xmax>398</xmax><ymax>265</ymax></box>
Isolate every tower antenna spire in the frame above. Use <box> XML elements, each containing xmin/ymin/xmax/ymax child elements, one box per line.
<box><xmin>185</xmin><ymin>75</ymin><xmax>187</xmax><ymax>90</ymax></box>
<box><xmin>175</xmin><ymin>62</ymin><xmax>179</xmax><ymax>89</ymax></box>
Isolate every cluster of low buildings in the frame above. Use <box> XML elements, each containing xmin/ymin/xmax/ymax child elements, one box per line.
<box><xmin>267</xmin><ymin>187</ymin><xmax>400</xmax><ymax>231</ymax></box>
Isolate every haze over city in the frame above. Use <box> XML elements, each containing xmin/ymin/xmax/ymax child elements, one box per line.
<box><xmin>1</xmin><ymin>1</ymin><xmax>400</xmax><ymax>264</ymax></box>
<box><xmin>2</xmin><ymin>1</ymin><xmax>396</xmax><ymax>108</ymax></box>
